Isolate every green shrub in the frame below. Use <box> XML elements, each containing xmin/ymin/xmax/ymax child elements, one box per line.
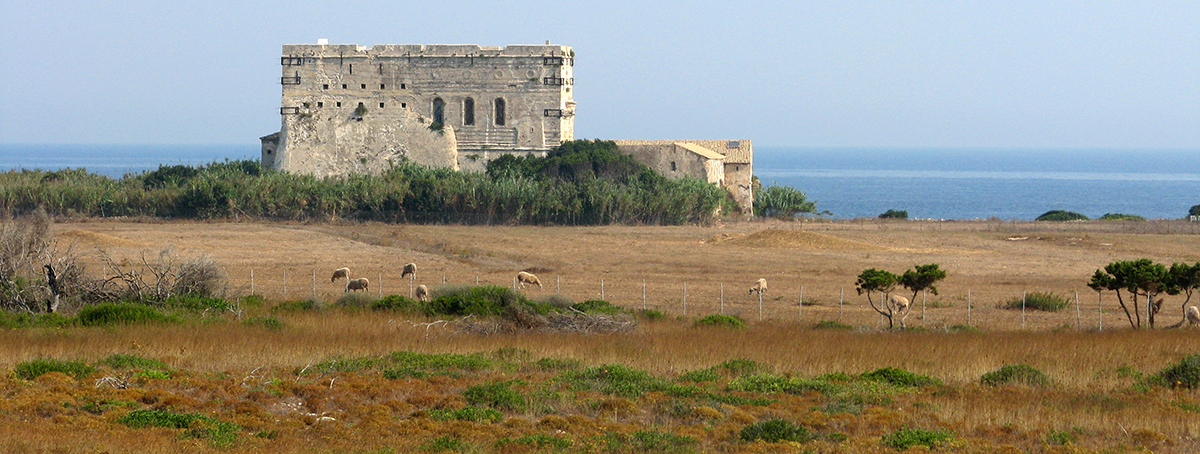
<box><xmin>638</xmin><ymin>309</ymin><xmax>666</xmax><ymax>321</ymax></box>
<box><xmin>389</xmin><ymin>350</ymin><xmax>491</xmax><ymax>371</ymax></box>
<box><xmin>879</xmin><ymin>209</ymin><xmax>908</xmax><ymax>219</ymax></box>
<box><xmin>881</xmin><ymin>427</ymin><xmax>953</xmax><ymax>450</ymax></box>
<box><xmin>242</xmin><ymin>316</ymin><xmax>282</xmax><ymax>330</ymax></box>
<box><xmin>754</xmin><ymin>185</ymin><xmax>817</xmax><ymax>218</ymax></box>
<box><xmin>727</xmin><ymin>373</ymin><xmax>837</xmax><ymax>395</ymax></box>
<box><xmin>0</xmin><ymin>311</ymin><xmax>73</xmax><ymax>329</ymax></box>
<box><xmin>679</xmin><ymin>368</ymin><xmax>720</xmax><ymax>383</ymax></box>
<box><xmin>1002</xmin><ymin>292</ymin><xmax>1069</xmax><ymax>312</ymax></box>
<box><xmin>117</xmin><ymin>409</ymin><xmax>239</xmax><ymax>446</ymax></box>
<box><xmin>534</xmin><ymin>357</ymin><xmax>582</xmax><ymax>371</ymax></box>
<box><xmin>859</xmin><ymin>367</ymin><xmax>941</xmax><ymax>387</ymax></box>
<box><xmin>1191</xmin><ymin>204</ymin><xmax>1200</xmax><ymax>217</ymax></box>
<box><xmin>981</xmin><ymin>364</ymin><xmax>1050</xmax><ymax>387</ymax></box>
<box><xmin>14</xmin><ymin>358</ymin><xmax>96</xmax><ymax>380</ymax></box>
<box><xmin>561</xmin><ymin>364</ymin><xmax>670</xmax><ymax>398</ymax></box>
<box><xmin>716</xmin><ymin>359</ymin><xmax>768</xmax><ymax>377</ymax></box>
<box><xmin>77</xmin><ymin>303</ymin><xmax>171</xmax><ymax>326</ymax></box>
<box><xmin>463</xmin><ymin>380</ymin><xmax>526</xmax><ymax>411</ymax></box>
<box><xmin>1152</xmin><ymin>354</ymin><xmax>1200</xmax><ymax>389</ymax></box>
<box><xmin>1100</xmin><ymin>213</ymin><xmax>1145</xmax><ymax>221</ymax></box>
<box><xmin>371</xmin><ymin>294</ymin><xmax>421</xmax><ymax>312</ymax></box>
<box><xmin>602</xmin><ymin>430</ymin><xmax>698</xmax><ymax>453</ymax></box>
<box><xmin>428</xmin><ymin>406</ymin><xmax>503</xmax><ymax>423</ymax></box>
<box><xmin>814</xmin><ymin>320</ymin><xmax>852</xmax><ymax>330</ymax></box>
<box><xmin>272</xmin><ymin>299</ymin><xmax>322</xmax><ymax>312</ymax></box>
<box><xmin>95</xmin><ymin>354</ymin><xmax>168</xmax><ymax>371</ymax></box>
<box><xmin>693</xmin><ymin>314</ymin><xmax>746</xmax><ymax>328</ymax></box>
<box><xmin>424</xmin><ymin>285</ymin><xmax>536</xmax><ymax>316</ymax></box>
<box><xmin>134</xmin><ymin>370</ymin><xmax>171</xmax><ymax>380</ymax></box>
<box><xmin>164</xmin><ymin>294</ymin><xmax>232</xmax><ymax>312</ymax></box>
<box><xmin>571</xmin><ymin>299</ymin><xmax>622</xmax><ymax>314</ymax></box>
<box><xmin>740</xmin><ymin>419</ymin><xmax>813</xmax><ymax>443</ymax></box>
<box><xmin>334</xmin><ymin>292</ymin><xmax>376</xmax><ymax>308</ymax></box>
<box><xmin>421</xmin><ymin>435</ymin><xmax>470</xmax><ymax>452</ymax></box>
<box><xmin>1036</xmin><ymin>210</ymin><xmax>1089</xmax><ymax>221</ymax></box>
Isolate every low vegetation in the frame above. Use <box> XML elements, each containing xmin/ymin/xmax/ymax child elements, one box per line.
<box><xmin>1002</xmin><ymin>291</ymin><xmax>1070</xmax><ymax>312</ymax></box>
<box><xmin>981</xmin><ymin>364</ymin><xmax>1051</xmax><ymax>387</ymax></box>
<box><xmin>1036</xmin><ymin>210</ymin><xmax>1089</xmax><ymax>221</ymax></box>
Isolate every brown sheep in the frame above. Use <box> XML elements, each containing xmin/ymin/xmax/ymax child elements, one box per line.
<box><xmin>1188</xmin><ymin>306</ymin><xmax>1200</xmax><ymax>328</ymax></box>
<box><xmin>346</xmin><ymin>277</ymin><xmax>369</xmax><ymax>293</ymax></box>
<box><xmin>889</xmin><ymin>295</ymin><xmax>912</xmax><ymax>327</ymax></box>
<box><xmin>331</xmin><ymin>267</ymin><xmax>350</xmax><ymax>283</ymax></box>
<box><xmin>401</xmin><ymin>263</ymin><xmax>417</xmax><ymax>279</ymax></box>
<box><xmin>748</xmin><ymin>278</ymin><xmax>767</xmax><ymax>296</ymax></box>
<box><xmin>516</xmin><ymin>271</ymin><xmax>542</xmax><ymax>289</ymax></box>
<box><xmin>415</xmin><ymin>284</ymin><xmax>430</xmax><ymax>302</ymax></box>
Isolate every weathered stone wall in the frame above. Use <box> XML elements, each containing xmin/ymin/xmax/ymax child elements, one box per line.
<box><xmin>277</xmin><ymin>106</ymin><xmax>456</xmax><ymax>177</ymax></box>
<box><xmin>615</xmin><ymin>140</ymin><xmax>754</xmax><ymax>215</ymax></box>
<box><xmin>274</xmin><ymin>43</ymin><xmax>575</xmax><ymax>173</ymax></box>
<box><xmin>616</xmin><ymin>143</ymin><xmax>720</xmax><ymax>184</ymax></box>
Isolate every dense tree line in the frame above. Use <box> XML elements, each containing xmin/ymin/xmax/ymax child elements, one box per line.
<box><xmin>0</xmin><ymin>140</ymin><xmax>739</xmax><ymax>225</ymax></box>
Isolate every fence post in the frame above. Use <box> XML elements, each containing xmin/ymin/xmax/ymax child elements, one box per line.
<box><xmin>1075</xmin><ymin>290</ymin><xmax>1081</xmax><ymax>329</ymax></box>
<box><xmin>556</xmin><ymin>275</ymin><xmax>560</xmax><ymax>294</ymax></box>
<box><xmin>642</xmin><ymin>279</ymin><xmax>646</xmax><ymax>311</ymax></box>
<box><xmin>798</xmin><ymin>286</ymin><xmax>803</xmax><ymax>322</ymax></box>
<box><xmin>312</xmin><ymin>269</ymin><xmax>316</xmax><ymax>299</ymax></box>
<box><xmin>683</xmin><ymin>281</ymin><xmax>687</xmax><ymax>316</ymax></box>
<box><xmin>476</xmin><ymin>276</ymin><xmax>480</xmax><ymax>285</ymax></box>
<box><xmin>250</xmin><ymin>268</ymin><xmax>255</xmax><ymax>295</ymax></box>
<box><xmin>758</xmin><ymin>291</ymin><xmax>763</xmax><ymax>321</ymax></box>
<box><xmin>1098</xmin><ymin>292</ymin><xmax>1102</xmax><ymax>331</ymax></box>
<box><xmin>283</xmin><ymin>269</ymin><xmax>287</xmax><ymax>298</ymax></box>
<box><xmin>378</xmin><ymin>272</ymin><xmax>383</xmax><ymax>297</ymax></box>
<box><xmin>1021</xmin><ymin>291</ymin><xmax>1026</xmax><ymax>330</ymax></box>
<box><xmin>601</xmin><ymin>279</ymin><xmax>605</xmax><ymax>301</ymax></box>
<box><xmin>967</xmin><ymin>289</ymin><xmax>972</xmax><ymax>326</ymax></box>
<box><xmin>442</xmin><ymin>275</ymin><xmax>446</xmax><ymax>284</ymax></box>
<box><xmin>720</xmin><ymin>282</ymin><xmax>724</xmax><ymax>314</ymax></box>
<box><xmin>409</xmin><ymin>276</ymin><xmax>414</xmax><ymax>298</ymax></box>
<box><xmin>921</xmin><ymin>289</ymin><xmax>927</xmax><ymax>327</ymax></box>
<box><xmin>839</xmin><ymin>287</ymin><xmax>843</xmax><ymax>321</ymax></box>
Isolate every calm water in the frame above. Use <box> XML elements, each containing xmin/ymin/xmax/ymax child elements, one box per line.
<box><xmin>756</xmin><ymin>147</ymin><xmax>1200</xmax><ymax>220</ymax></box>
<box><xmin>2</xmin><ymin>144</ymin><xmax>1198</xmax><ymax>221</ymax></box>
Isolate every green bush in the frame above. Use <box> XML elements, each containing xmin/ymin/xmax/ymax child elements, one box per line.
<box><xmin>463</xmin><ymin>380</ymin><xmax>526</xmax><ymax>411</ymax></box>
<box><xmin>371</xmin><ymin>294</ymin><xmax>421</xmax><ymax>312</ymax></box>
<box><xmin>1191</xmin><ymin>204</ymin><xmax>1200</xmax><ymax>217</ymax></box>
<box><xmin>859</xmin><ymin>367</ymin><xmax>941</xmax><ymax>387</ymax></box>
<box><xmin>740</xmin><ymin>419</ymin><xmax>813</xmax><ymax>443</ymax></box>
<box><xmin>981</xmin><ymin>364</ymin><xmax>1050</xmax><ymax>387</ymax></box>
<box><xmin>1036</xmin><ymin>210</ymin><xmax>1089</xmax><ymax>221</ymax></box>
<box><xmin>727</xmin><ymin>373</ymin><xmax>837</xmax><ymax>395</ymax></box>
<box><xmin>754</xmin><ymin>185</ymin><xmax>817</xmax><ymax>218</ymax></box>
<box><xmin>0</xmin><ymin>311</ymin><xmax>73</xmax><ymax>329</ymax></box>
<box><xmin>679</xmin><ymin>368</ymin><xmax>720</xmax><ymax>383</ymax></box>
<box><xmin>1002</xmin><ymin>292</ymin><xmax>1069</xmax><ymax>312</ymax></box>
<box><xmin>421</xmin><ymin>435</ymin><xmax>470</xmax><ymax>452</ymax></box>
<box><xmin>602</xmin><ymin>430</ymin><xmax>698</xmax><ymax>453</ymax></box>
<box><xmin>570</xmin><ymin>299</ymin><xmax>622</xmax><ymax>314</ymax></box>
<box><xmin>638</xmin><ymin>309</ymin><xmax>666</xmax><ymax>321</ymax></box>
<box><xmin>117</xmin><ymin>409</ymin><xmax>239</xmax><ymax>446</ymax></box>
<box><xmin>389</xmin><ymin>350</ymin><xmax>492</xmax><ymax>371</ymax></box>
<box><xmin>879</xmin><ymin>209</ymin><xmax>908</xmax><ymax>219</ymax></box>
<box><xmin>716</xmin><ymin>359</ymin><xmax>768</xmax><ymax>377</ymax></box>
<box><xmin>424</xmin><ymin>285</ymin><xmax>536</xmax><ymax>316</ymax></box>
<box><xmin>95</xmin><ymin>354</ymin><xmax>168</xmax><ymax>371</ymax></box>
<box><xmin>1151</xmin><ymin>354</ymin><xmax>1200</xmax><ymax>389</ymax></box>
<box><xmin>693</xmin><ymin>314</ymin><xmax>746</xmax><ymax>328</ymax></box>
<box><xmin>76</xmin><ymin>303</ymin><xmax>170</xmax><ymax>326</ymax></box>
<box><xmin>1100</xmin><ymin>213</ymin><xmax>1145</xmax><ymax>221</ymax></box>
<box><xmin>881</xmin><ymin>427</ymin><xmax>953</xmax><ymax>450</ymax></box>
<box><xmin>272</xmin><ymin>299</ymin><xmax>322</xmax><ymax>312</ymax></box>
<box><xmin>428</xmin><ymin>406</ymin><xmax>503</xmax><ymax>423</ymax></box>
<box><xmin>561</xmin><ymin>364</ymin><xmax>670</xmax><ymax>398</ymax></box>
<box><xmin>814</xmin><ymin>320</ymin><xmax>853</xmax><ymax>330</ymax></box>
<box><xmin>14</xmin><ymin>358</ymin><xmax>96</xmax><ymax>380</ymax></box>
<box><xmin>163</xmin><ymin>294</ymin><xmax>230</xmax><ymax>312</ymax></box>
<box><xmin>242</xmin><ymin>316</ymin><xmax>282</xmax><ymax>330</ymax></box>
<box><xmin>334</xmin><ymin>292</ymin><xmax>376</xmax><ymax>308</ymax></box>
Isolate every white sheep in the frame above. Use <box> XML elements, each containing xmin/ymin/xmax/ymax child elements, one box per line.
<box><xmin>346</xmin><ymin>277</ymin><xmax>369</xmax><ymax>293</ymax></box>
<box><xmin>889</xmin><ymin>295</ymin><xmax>912</xmax><ymax>327</ymax></box>
<box><xmin>1187</xmin><ymin>306</ymin><xmax>1200</xmax><ymax>327</ymax></box>
<box><xmin>516</xmin><ymin>271</ymin><xmax>543</xmax><ymax>289</ymax></box>
<box><xmin>748</xmin><ymin>278</ymin><xmax>767</xmax><ymax>296</ymax></box>
<box><xmin>401</xmin><ymin>263</ymin><xmax>417</xmax><ymax>279</ymax></box>
<box><xmin>331</xmin><ymin>267</ymin><xmax>350</xmax><ymax>283</ymax></box>
<box><xmin>415</xmin><ymin>284</ymin><xmax>430</xmax><ymax>302</ymax></box>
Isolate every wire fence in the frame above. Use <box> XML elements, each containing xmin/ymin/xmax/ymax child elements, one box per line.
<box><xmin>228</xmin><ymin>267</ymin><xmax>1161</xmax><ymax>332</ymax></box>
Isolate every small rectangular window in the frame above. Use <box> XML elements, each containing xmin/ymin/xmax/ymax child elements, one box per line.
<box><xmin>349</xmin><ymin>64</ymin><xmax>353</xmax><ymax>74</ymax></box>
<box><xmin>380</xmin><ymin>84</ymin><xmax>386</xmax><ymax>89</ymax></box>
<box><xmin>342</xmin><ymin>84</ymin><xmax>347</xmax><ymax>89</ymax></box>
<box><xmin>317</xmin><ymin>102</ymin><xmax>324</xmax><ymax>108</ymax></box>
<box><xmin>361</xmin><ymin>84</ymin><xmax>366</xmax><ymax>89</ymax></box>
<box><xmin>401</xmin><ymin>102</ymin><xmax>407</xmax><ymax>108</ymax></box>
<box><xmin>379</xmin><ymin>103</ymin><xmax>385</xmax><ymax>108</ymax></box>
<box><xmin>401</xmin><ymin>83</ymin><xmax>406</xmax><ymax>89</ymax></box>
<box><xmin>671</xmin><ymin>162</ymin><xmax>677</xmax><ymax>171</ymax></box>
<box><xmin>336</xmin><ymin>102</ymin><xmax>342</xmax><ymax>107</ymax></box>
<box><xmin>322</xmin><ymin>84</ymin><xmax>329</xmax><ymax>90</ymax></box>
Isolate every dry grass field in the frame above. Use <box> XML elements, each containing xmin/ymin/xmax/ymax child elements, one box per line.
<box><xmin>3</xmin><ymin>218</ymin><xmax>1200</xmax><ymax>453</ymax></box>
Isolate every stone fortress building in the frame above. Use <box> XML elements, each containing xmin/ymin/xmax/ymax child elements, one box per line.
<box><xmin>262</xmin><ymin>41</ymin><xmax>753</xmax><ymax>213</ymax></box>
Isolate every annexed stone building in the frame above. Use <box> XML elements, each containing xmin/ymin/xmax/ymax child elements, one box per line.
<box><xmin>262</xmin><ymin>41</ymin><xmax>753</xmax><ymax>214</ymax></box>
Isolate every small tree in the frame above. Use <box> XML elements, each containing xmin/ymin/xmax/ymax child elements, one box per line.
<box><xmin>1088</xmin><ymin>259</ymin><xmax>1174</xmax><ymax>329</ymax></box>
<box><xmin>856</xmin><ymin>268</ymin><xmax>903</xmax><ymax>329</ymax></box>
<box><xmin>1189</xmin><ymin>204</ymin><xmax>1200</xmax><ymax>217</ymax></box>
<box><xmin>753</xmin><ymin>185</ymin><xmax>816</xmax><ymax>219</ymax></box>
<box><xmin>1166</xmin><ymin>262</ymin><xmax>1200</xmax><ymax>328</ymax></box>
<box><xmin>879</xmin><ymin>209</ymin><xmax>908</xmax><ymax>219</ymax></box>
<box><xmin>1036</xmin><ymin>210</ymin><xmax>1088</xmax><ymax>221</ymax></box>
<box><xmin>899</xmin><ymin>263</ymin><xmax>947</xmax><ymax>304</ymax></box>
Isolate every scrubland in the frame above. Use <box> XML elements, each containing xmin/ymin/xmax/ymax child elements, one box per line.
<box><xmin>3</xmin><ymin>218</ymin><xmax>1200</xmax><ymax>453</ymax></box>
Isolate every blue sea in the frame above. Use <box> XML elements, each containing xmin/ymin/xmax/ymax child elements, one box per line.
<box><xmin>1</xmin><ymin>144</ymin><xmax>1198</xmax><ymax>221</ymax></box>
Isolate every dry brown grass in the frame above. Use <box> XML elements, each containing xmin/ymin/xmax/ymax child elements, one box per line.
<box><xmin>1</xmin><ymin>218</ymin><xmax>1199</xmax><ymax>452</ymax></box>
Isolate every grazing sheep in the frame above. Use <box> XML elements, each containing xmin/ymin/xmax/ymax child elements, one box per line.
<box><xmin>346</xmin><ymin>277</ymin><xmax>369</xmax><ymax>293</ymax></box>
<box><xmin>1188</xmin><ymin>306</ymin><xmax>1200</xmax><ymax>327</ymax></box>
<box><xmin>516</xmin><ymin>271</ymin><xmax>543</xmax><ymax>289</ymax></box>
<box><xmin>889</xmin><ymin>295</ymin><xmax>912</xmax><ymax>328</ymax></box>
<box><xmin>748</xmin><ymin>278</ymin><xmax>767</xmax><ymax>296</ymax></box>
<box><xmin>415</xmin><ymin>284</ymin><xmax>430</xmax><ymax>302</ymax></box>
<box><xmin>331</xmin><ymin>267</ymin><xmax>350</xmax><ymax>283</ymax></box>
<box><xmin>401</xmin><ymin>263</ymin><xmax>417</xmax><ymax>279</ymax></box>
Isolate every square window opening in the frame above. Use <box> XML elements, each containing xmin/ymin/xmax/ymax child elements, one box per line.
<box><xmin>342</xmin><ymin>84</ymin><xmax>347</xmax><ymax>89</ymax></box>
<box><xmin>322</xmin><ymin>84</ymin><xmax>329</xmax><ymax>90</ymax></box>
<box><xmin>317</xmin><ymin>102</ymin><xmax>324</xmax><ymax>107</ymax></box>
<box><xmin>379</xmin><ymin>103</ymin><xmax>385</xmax><ymax>108</ymax></box>
<box><xmin>401</xmin><ymin>102</ymin><xmax>407</xmax><ymax>108</ymax></box>
<box><xmin>401</xmin><ymin>83</ymin><xmax>406</xmax><ymax>89</ymax></box>
<box><xmin>336</xmin><ymin>102</ymin><xmax>342</xmax><ymax>107</ymax></box>
<box><xmin>361</xmin><ymin>84</ymin><xmax>366</xmax><ymax>89</ymax></box>
<box><xmin>380</xmin><ymin>84</ymin><xmax>386</xmax><ymax>89</ymax></box>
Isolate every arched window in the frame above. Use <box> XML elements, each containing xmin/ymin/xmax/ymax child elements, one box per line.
<box><xmin>463</xmin><ymin>98</ymin><xmax>475</xmax><ymax>126</ymax></box>
<box><xmin>432</xmin><ymin>98</ymin><xmax>445</xmax><ymax>125</ymax></box>
<box><xmin>494</xmin><ymin>98</ymin><xmax>506</xmax><ymax>126</ymax></box>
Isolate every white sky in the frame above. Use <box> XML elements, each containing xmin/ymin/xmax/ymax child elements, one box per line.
<box><xmin>2</xmin><ymin>0</ymin><xmax>1198</xmax><ymax>148</ymax></box>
